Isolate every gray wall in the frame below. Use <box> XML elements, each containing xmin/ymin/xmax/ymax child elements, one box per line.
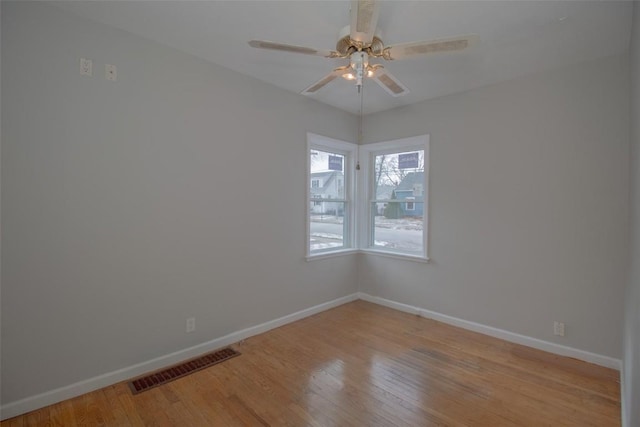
<box><xmin>360</xmin><ymin>54</ymin><xmax>629</xmax><ymax>358</ymax></box>
<box><xmin>623</xmin><ymin>2</ymin><xmax>640</xmax><ymax>426</ymax></box>
<box><xmin>1</xmin><ymin>2</ymin><xmax>357</xmax><ymax>404</ymax></box>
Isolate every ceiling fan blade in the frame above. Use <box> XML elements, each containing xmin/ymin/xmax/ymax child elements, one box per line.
<box><xmin>350</xmin><ymin>0</ymin><xmax>379</xmax><ymax>46</ymax></box>
<box><xmin>383</xmin><ymin>34</ymin><xmax>479</xmax><ymax>61</ymax></box>
<box><xmin>372</xmin><ymin>67</ymin><xmax>409</xmax><ymax>97</ymax></box>
<box><xmin>302</xmin><ymin>67</ymin><xmax>350</xmax><ymax>95</ymax></box>
<box><xmin>248</xmin><ymin>40</ymin><xmax>340</xmax><ymax>58</ymax></box>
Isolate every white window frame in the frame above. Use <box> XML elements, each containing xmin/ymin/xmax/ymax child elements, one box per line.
<box><xmin>405</xmin><ymin>197</ymin><xmax>415</xmax><ymax>211</ymax></box>
<box><xmin>306</xmin><ymin>133</ymin><xmax>357</xmax><ymax>259</ymax></box>
<box><xmin>358</xmin><ymin>135</ymin><xmax>430</xmax><ymax>261</ymax></box>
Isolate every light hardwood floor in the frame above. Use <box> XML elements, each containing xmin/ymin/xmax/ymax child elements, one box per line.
<box><xmin>1</xmin><ymin>300</ymin><xmax>621</xmax><ymax>426</ymax></box>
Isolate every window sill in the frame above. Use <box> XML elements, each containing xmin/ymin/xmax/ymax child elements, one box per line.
<box><xmin>306</xmin><ymin>249</ymin><xmax>359</xmax><ymax>262</ymax></box>
<box><xmin>359</xmin><ymin>249</ymin><xmax>430</xmax><ymax>263</ymax></box>
<box><xmin>306</xmin><ymin>248</ymin><xmax>430</xmax><ymax>263</ymax></box>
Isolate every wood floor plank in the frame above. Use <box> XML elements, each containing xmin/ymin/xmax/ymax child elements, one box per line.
<box><xmin>1</xmin><ymin>300</ymin><xmax>621</xmax><ymax>426</ymax></box>
<box><xmin>48</xmin><ymin>403</ymin><xmax>72</xmax><ymax>427</ymax></box>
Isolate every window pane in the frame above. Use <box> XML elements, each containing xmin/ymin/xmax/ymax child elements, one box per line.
<box><xmin>372</xmin><ymin>202</ymin><xmax>423</xmax><ymax>253</ymax></box>
<box><xmin>310</xmin><ymin>149</ymin><xmax>345</xmax><ymax>199</ymax></box>
<box><xmin>310</xmin><ymin>202</ymin><xmax>346</xmax><ymax>252</ymax></box>
<box><xmin>373</xmin><ymin>150</ymin><xmax>424</xmax><ymax>200</ymax></box>
<box><xmin>370</xmin><ymin>149</ymin><xmax>425</xmax><ymax>255</ymax></box>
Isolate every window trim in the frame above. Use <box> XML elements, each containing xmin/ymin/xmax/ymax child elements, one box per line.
<box><xmin>306</xmin><ymin>133</ymin><xmax>357</xmax><ymax>259</ymax></box>
<box><xmin>405</xmin><ymin>197</ymin><xmax>416</xmax><ymax>211</ymax></box>
<box><xmin>358</xmin><ymin>135</ymin><xmax>430</xmax><ymax>261</ymax></box>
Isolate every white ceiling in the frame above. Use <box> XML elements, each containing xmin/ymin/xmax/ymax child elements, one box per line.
<box><xmin>52</xmin><ymin>1</ymin><xmax>633</xmax><ymax>115</ymax></box>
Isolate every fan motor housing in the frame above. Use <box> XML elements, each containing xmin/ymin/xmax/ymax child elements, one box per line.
<box><xmin>336</xmin><ymin>25</ymin><xmax>384</xmax><ymax>57</ymax></box>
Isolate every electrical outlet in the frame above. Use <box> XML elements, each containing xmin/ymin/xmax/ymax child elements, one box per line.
<box><xmin>105</xmin><ymin>64</ymin><xmax>117</xmax><ymax>81</ymax></box>
<box><xmin>80</xmin><ymin>58</ymin><xmax>93</xmax><ymax>76</ymax></box>
<box><xmin>553</xmin><ymin>321</ymin><xmax>565</xmax><ymax>337</ymax></box>
<box><xmin>186</xmin><ymin>317</ymin><xmax>196</xmax><ymax>333</ymax></box>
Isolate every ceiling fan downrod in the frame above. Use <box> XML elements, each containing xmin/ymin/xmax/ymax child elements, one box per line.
<box><xmin>350</xmin><ymin>51</ymin><xmax>368</xmax><ymax>92</ymax></box>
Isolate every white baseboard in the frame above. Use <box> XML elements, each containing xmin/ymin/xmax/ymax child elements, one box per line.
<box><xmin>0</xmin><ymin>293</ymin><xmax>359</xmax><ymax>421</ymax></box>
<box><xmin>358</xmin><ymin>292</ymin><xmax>621</xmax><ymax>370</ymax></box>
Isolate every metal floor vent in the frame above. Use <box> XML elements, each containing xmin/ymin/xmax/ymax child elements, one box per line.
<box><xmin>128</xmin><ymin>347</ymin><xmax>240</xmax><ymax>394</ymax></box>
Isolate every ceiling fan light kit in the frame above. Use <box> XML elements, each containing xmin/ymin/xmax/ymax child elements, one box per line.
<box><xmin>249</xmin><ymin>0</ymin><xmax>477</xmax><ymax>98</ymax></box>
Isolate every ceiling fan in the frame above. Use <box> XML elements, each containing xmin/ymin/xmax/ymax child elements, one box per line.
<box><xmin>249</xmin><ymin>0</ymin><xmax>478</xmax><ymax>97</ymax></box>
